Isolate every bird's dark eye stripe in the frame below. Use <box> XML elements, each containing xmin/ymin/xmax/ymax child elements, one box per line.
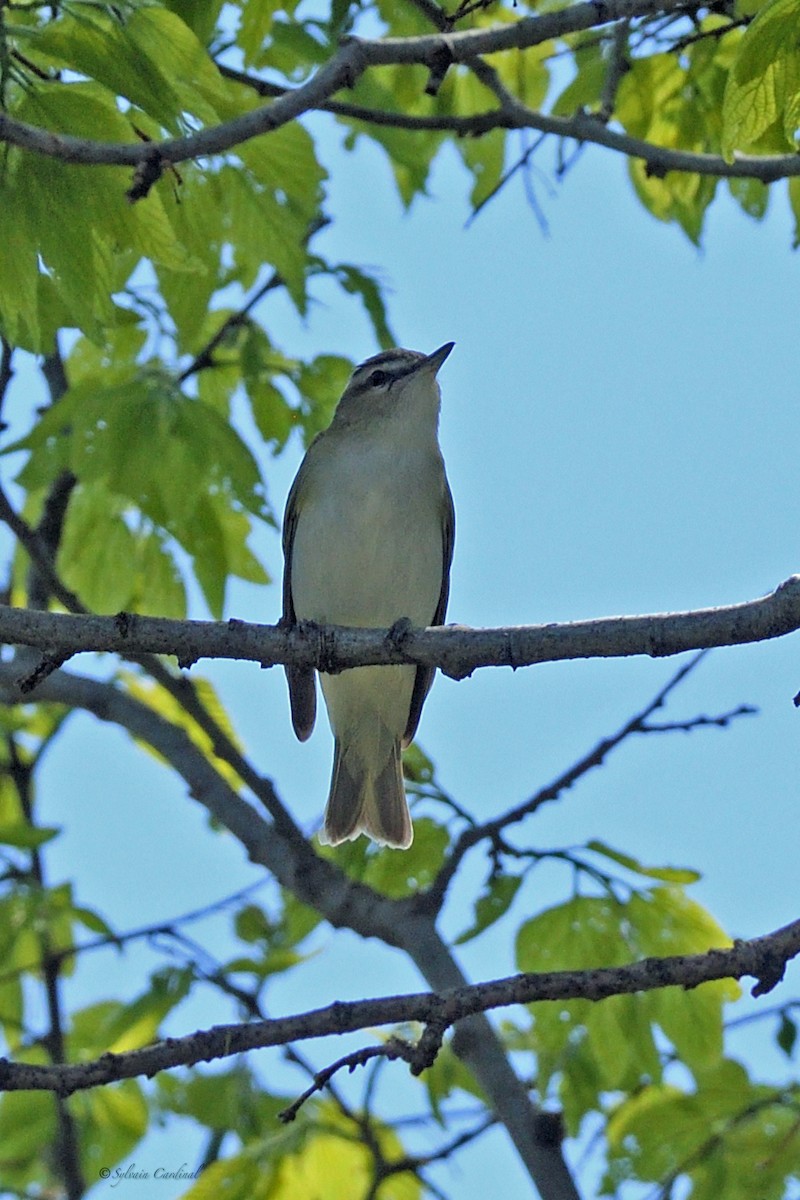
<box><xmin>344</xmin><ymin>352</ymin><xmax>426</xmax><ymax>399</ymax></box>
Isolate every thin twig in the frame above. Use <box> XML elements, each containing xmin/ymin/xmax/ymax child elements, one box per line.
<box><xmin>425</xmin><ymin>652</ymin><xmax>715</xmax><ymax>908</ymax></box>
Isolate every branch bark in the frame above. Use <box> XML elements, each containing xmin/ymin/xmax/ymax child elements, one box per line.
<box><xmin>2</xmin><ymin>915</ymin><xmax>796</xmax><ymax>1095</ymax></box>
<box><xmin>0</xmin><ymin>644</ymin><xmax>783</xmax><ymax>1200</ymax></box>
<box><xmin>2</xmin><ymin>0</ymin><xmax>797</xmax><ymax>186</ymax></box>
<box><xmin>1</xmin><ymin>576</ymin><xmax>799</xmax><ymax>680</ymax></box>
<box><xmin>0</xmin><ymin>658</ymin><xmax>582</xmax><ymax>1198</ymax></box>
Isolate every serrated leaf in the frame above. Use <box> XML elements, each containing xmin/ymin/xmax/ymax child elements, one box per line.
<box><xmin>226</xmin><ymin>169</ymin><xmax>310</xmax><ymax>308</ymax></box>
<box><xmin>334</xmin><ymin>265</ymin><xmax>396</xmax><ymax>349</ymax></box>
<box><xmin>35</xmin><ymin>6</ymin><xmax>236</xmax><ymax>131</ymax></box>
<box><xmin>57</xmin><ymin>486</ymin><xmax>140</xmax><ymax>613</ymax></box>
<box><xmin>236</xmin><ymin>123</ymin><xmax>326</xmax><ymax>221</ymax></box>
<box><xmin>721</xmin><ymin>0</ymin><xmax>800</xmax><ymax>158</ymax></box>
<box><xmin>0</xmin><ymin>176</ymin><xmax>40</xmax><ymax>349</ymax></box>
<box><xmin>8</xmin><ymin>371</ymin><xmax>269</xmax><ymax>615</ymax></box>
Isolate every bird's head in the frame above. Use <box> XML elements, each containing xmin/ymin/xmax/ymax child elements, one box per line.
<box><xmin>333</xmin><ymin>343</ymin><xmax>454</xmax><ymax>426</ymax></box>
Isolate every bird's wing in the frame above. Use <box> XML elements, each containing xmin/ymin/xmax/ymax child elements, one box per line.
<box><xmin>403</xmin><ymin>473</ymin><xmax>455</xmax><ymax>747</ymax></box>
<box><xmin>282</xmin><ymin>453</ymin><xmax>317</xmax><ymax>742</ymax></box>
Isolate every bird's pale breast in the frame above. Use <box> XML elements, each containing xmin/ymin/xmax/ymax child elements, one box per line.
<box><xmin>291</xmin><ymin>430</ymin><xmax>444</xmax><ymax>630</ymax></box>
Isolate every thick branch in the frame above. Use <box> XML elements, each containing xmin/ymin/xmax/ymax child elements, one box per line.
<box><xmin>2</xmin><ymin>1</ymin><xmax>797</xmax><ymax>185</ymax></box>
<box><xmin>0</xmin><ymin>0</ymin><xmax>687</xmax><ymax>167</ymax></box>
<box><xmin>0</xmin><ymin>576</ymin><xmax>799</xmax><ymax>679</ymax></box>
<box><xmin>1</xmin><ymin>915</ymin><xmax>797</xmax><ymax>1096</ymax></box>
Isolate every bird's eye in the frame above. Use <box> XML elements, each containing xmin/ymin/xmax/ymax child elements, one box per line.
<box><xmin>369</xmin><ymin>369</ymin><xmax>389</xmax><ymax>387</ymax></box>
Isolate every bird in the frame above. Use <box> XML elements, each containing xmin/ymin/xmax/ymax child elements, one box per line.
<box><xmin>282</xmin><ymin>343</ymin><xmax>455</xmax><ymax>849</ymax></box>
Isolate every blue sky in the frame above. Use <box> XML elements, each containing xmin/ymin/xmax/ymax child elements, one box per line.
<box><xmin>17</xmin><ymin>117</ymin><xmax>800</xmax><ymax>1196</ymax></box>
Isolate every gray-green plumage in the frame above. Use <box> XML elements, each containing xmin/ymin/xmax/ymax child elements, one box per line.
<box><xmin>282</xmin><ymin>344</ymin><xmax>455</xmax><ymax>849</ymax></box>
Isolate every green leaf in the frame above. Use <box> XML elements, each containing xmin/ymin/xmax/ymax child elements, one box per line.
<box><xmin>605</xmin><ymin>1061</ymin><xmax>780</xmax><ymax>1195</ymax></box>
<box><xmin>226</xmin><ymin>168</ymin><xmax>311</xmax><ymax>308</ymax></box>
<box><xmin>0</xmin><ymin>176</ymin><xmax>40</xmax><ymax>349</ymax></box>
<box><xmin>0</xmin><ymin>974</ymin><xmax>24</xmax><ymax>1054</ymax></box>
<box><xmin>8</xmin><ymin>371</ymin><xmax>269</xmax><ymax>616</ymax></box>
<box><xmin>340</xmin><ymin>71</ymin><xmax>444</xmax><ymax>207</ymax></box>
<box><xmin>163</xmin><ymin>0</ymin><xmax>226</xmax><ymax>44</ymax></box>
<box><xmin>627</xmin><ymin>886</ymin><xmax>734</xmax><ymax>958</ymax></box>
<box><xmin>73</xmin><ymin>1082</ymin><xmax>149</xmax><ymax>1182</ymax></box>
<box><xmin>334</xmin><ymin>265</ymin><xmax>396</xmax><ymax>349</ymax></box>
<box><xmin>183</xmin><ymin>1155</ymin><xmax>272</xmax><ymax>1200</ymax></box>
<box><xmin>132</xmin><ymin>530</ymin><xmax>188</xmax><ymax>619</ymax></box>
<box><xmin>295</xmin><ymin>354</ymin><xmax>353</xmax><ymax>442</ymax></box>
<box><xmin>0</xmin><ymin>1092</ymin><xmax>56</xmax><ymax>1188</ymax></box>
<box><xmin>238</xmin><ymin>0</ymin><xmax>289</xmax><ymax>67</ymax></box>
<box><xmin>728</xmin><ymin>175</ymin><xmax>770</xmax><ymax>219</ymax></box>
<box><xmin>606</xmin><ymin>1082</ymin><xmax>707</xmax><ymax>1181</ymax></box>
<box><xmin>271</xmin><ymin>1111</ymin><xmax>421</xmax><ymax>1200</ymax></box>
<box><xmin>585</xmin><ymin>993</ymin><xmax>652</xmax><ymax>1090</ymax></box>
<box><xmin>57</xmin><ymin>486</ymin><xmax>141</xmax><ymax>613</ymax></box>
<box><xmin>552</xmin><ymin>42</ymin><xmax>609</xmax><ymax>115</ymax></box>
<box><xmin>587</xmin><ymin>839</ymin><xmax>701</xmax><ymax>883</ymax></box>
<box><xmin>72</xmin><ymin>905</ymin><xmax>117</xmax><ymax>940</ymax></box>
<box><xmin>236</xmin><ymin>123</ymin><xmax>326</xmax><ymax>224</ymax></box>
<box><xmin>456</xmin><ymin>872</ymin><xmax>522</xmax><ymax>944</ymax></box>
<box><xmin>157</xmin><ymin>1064</ymin><xmax>289</xmax><ymax>1135</ymax></box>
<box><xmin>777</xmin><ymin>1012</ymin><xmax>797</xmax><ymax>1057</ymax></box>
<box><xmin>256</xmin><ymin>17</ymin><xmax>329</xmax><ymax>78</ymax></box>
<box><xmin>423</xmin><ymin>1041</ymin><xmax>486</xmax><ymax>1123</ymax></box>
<box><xmin>0</xmin><ymin>822</ymin><xmax>59</xmax><ymax>850</ymax></box>
<box><xmin>516</xmin><ymin>894</ymin><xmax>632</xmax><ymax>974</ymax></box>
<box><xmin>721</xmin><ymin>0</ymin><xmax>800</xmax><ymax>158</ymax></box>
<box><xmin>35</xmin><ymin>6</ymin><xmax>237</xmax><ymax>130</ymax></box>
<box><xmin>68</xmin><ymin>971</ymin><xmax>192</xmax><ymax>1059</ymax></box>
<box><xmin>363</xmin><ymin>818</ymin><xmax>449</xmax><ymax>897</ymax></box>
<box><xmin>122</xmin><ymin>673</ymin><xmax>246</xmax><ymax>792</ymax></box>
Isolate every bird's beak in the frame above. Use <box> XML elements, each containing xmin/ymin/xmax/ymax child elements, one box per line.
<box><xmin>420</xmin><ymin>342</ymin><xmax>455</xmax><ymax>376</ymax></box>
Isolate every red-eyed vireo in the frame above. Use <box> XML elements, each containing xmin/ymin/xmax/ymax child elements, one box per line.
<box><xmin>282</xmin><ymin>343</ymin><xmax>455</xmax><ymax>849</ymax></box>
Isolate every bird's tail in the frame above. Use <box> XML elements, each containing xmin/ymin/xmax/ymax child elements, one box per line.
<box><xmin>320</xmin><ymin>737</ymin><xmax>413</xmax><ymax>849</ymax></box>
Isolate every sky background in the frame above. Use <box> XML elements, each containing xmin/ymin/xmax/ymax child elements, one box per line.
<box><xmin>10</xmin><ymin>103</ymin><xmax>800</xmax><ymax>1198</ymax></box>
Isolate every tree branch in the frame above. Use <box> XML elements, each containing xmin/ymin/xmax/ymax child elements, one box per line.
<box><xmin>0</xmin><ymin>659</ymin><xmax>579</xmax><ymax>1198</ymax></box>
<box><xmin>220</xmin><ymin>59</ymin><xmax>800</xmax><ymax>185</ymax></box>
<box><xmin>0</xmin><ymin>576</ymin><xmax>799</xmax><ymax>678</ymax></box>
<box><xmin>1</xmin><ymin>2</ymin><xmax>796</xmax><ymax>187</ymax></box>
<box><xmin>1</xmin><ymin>915</ymin><xmax>797</xmax><ymax>1096</ymax></box>
<box><xmin>0</xmin><ymin>0</ymin><xmax>694</xmax><ymax>168</ymax></box>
